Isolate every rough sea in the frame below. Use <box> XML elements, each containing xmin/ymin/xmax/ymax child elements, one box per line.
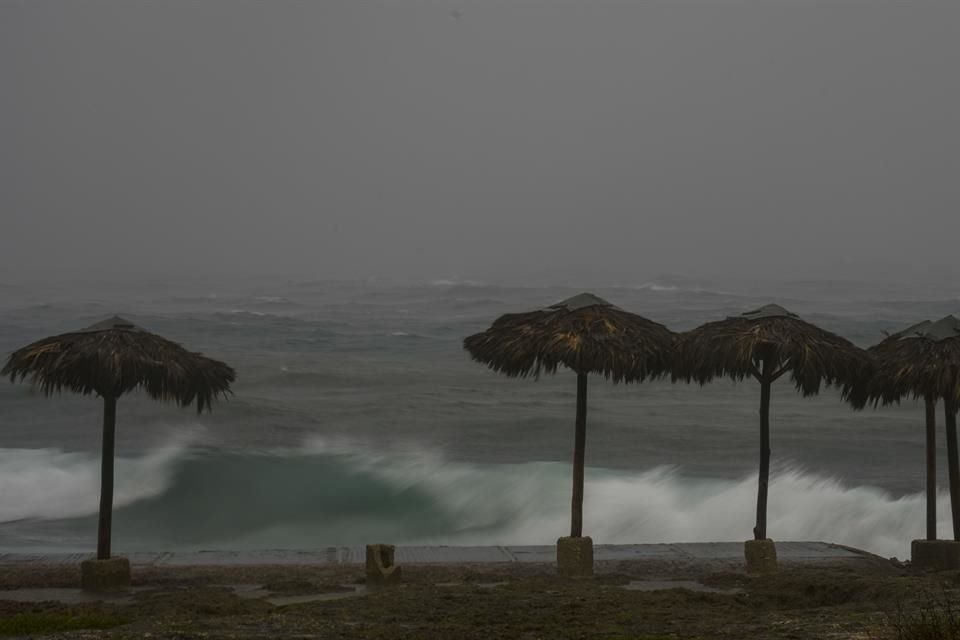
<box><xmin>1</xmin><ymin>275</ymin><xmax>958</xmax><ymax>560</ymax></box>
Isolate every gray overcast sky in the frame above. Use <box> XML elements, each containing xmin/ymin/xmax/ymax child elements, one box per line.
<box><xmin>2</xmin><ymin>1</ymin><xmax>958</xmax><ymax>285</ymax></box>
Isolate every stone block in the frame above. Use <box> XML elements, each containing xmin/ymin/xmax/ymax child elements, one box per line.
<box><xmin>80</xmin><ymin>557</ymin><xmax>131</xmax><ymax>592</ymax></box>
<box><xmin>366</xmin><ymin>544</ymin><xmax>402</xmax><ymax>584</ymax></box>
<box><xmin>744</xmin><ymin>539</ymin><xmax>778</xmax><ymax>573</ymax></box>
<box><xmin>911</xmin><ymin>540</ymin><xmax>960</xmax><ymax>571</ymax></box>
<box><xmin>557</xmin><ymin>536</ymin><xmax>594</xmax><ymax>577</ymax></box>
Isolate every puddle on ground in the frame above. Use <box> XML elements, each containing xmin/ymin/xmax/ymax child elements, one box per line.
<box><xmin>0</xmin><ymin>587</ymin><xmax>148</xmax><ymax>605</ymax></box>
<box><xmin>267</xmin><ymin>586</ymin><xmax>368</xmax><ymax>606</ymax></box>
<box><xmin>621</xmin><ymin>580</ymin><xmax>743</xmax><ymax>594</ymax></box>
<box><xmin>0</xmin><ymin>581</ymin><xmax>739</xmax><ymax>606</ymax></box>
<box><xmin>226</xmin><ymin>583</ymin><xmax>265</xmax><ymax>597</ymax></box>
<box><xmin>227</xmin><ymin>583</ymin><xmax>369</xmax><ymax>605</ymax></box>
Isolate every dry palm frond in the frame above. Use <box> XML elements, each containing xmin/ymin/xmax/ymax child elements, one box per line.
<box><xmin>851</xmin><ymin>315</ymin><xmax>960</xmax><ymax>408</ymax></box>
<box><xmin>2</xmin><ymin>316</ymin><xmax>235</xmax><ymax>411</ymax></box>
<box><xmin>673</xmin><ymin>305</ymin><xmax>872</xmax><ymax>396</ymax></box>
<box><xmin>463</xmin><ymin>293</ymin><xmax>674</xmax><ymax>382</ymax></box>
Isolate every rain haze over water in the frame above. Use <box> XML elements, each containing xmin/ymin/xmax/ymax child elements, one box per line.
<box><xmin>1</xmin><ymin>2</ymin><xmax>958</xmax><ymax>559</ymax></box>
<box><xmin>2</xmin><ymin>1</ymin><xmax>959</xmax><ymax>285</ymax></box>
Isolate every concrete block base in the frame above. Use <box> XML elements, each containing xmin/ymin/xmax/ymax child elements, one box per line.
<box><xmin>557</xmin><ymin>536</ymin><xmax>594</xmax><ymax>577</ymax></box>
<box><xmin>366</xmin><ymin>544</ymin><xmax>402</xmax><ymax>584</ymax></box>
<box><xmin>911</xmin><ymin>539</ymin><xmax>960</xmax><ymax>571</ymax></box>
<box><xmin>744</xmin><ymin>539</ymin><xmax>778</xmax><ymax>573</ymax></box>
<box><xmin>80</xmin><ymin>557</ymin><xmax>131</xmax><ymax>592</ymax></box>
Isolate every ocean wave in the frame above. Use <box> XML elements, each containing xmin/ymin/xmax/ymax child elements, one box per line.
<box><xmin>228</xmin><ymin>309</ymin><xmax>269</xmax><ymax>317</ymax></box>
<box><xmin>388</xmin><ymin>331</ymin><xmax>433</xmax><ymax>339</ymax></box>
<box><xmin>0</xmin><ymin>435</ymin><xmax>197</xmax><ymax>523</ymax></box>
<box><xmin>430</xmin><ymin>279</ymin><xmax>482</xmax><ymax>287</ymax></box>
<box><xmin>631</xmin><ymin>281</ymin><xmax>740</xmax><ymax>297</ymax></box>
<box><xmin>250</xmin><ymin>368</ymin><xmax>360</xmax><ymax>389</ymax></box>
<box><xmin>0</xmin><ymin>439</ymin><xmax>936</xmax><ymax>558</ymax></box>
<box><xmin>635</xmin><ymin>282</ymin><xmax>680</xmax><ymax>292</ymax></box>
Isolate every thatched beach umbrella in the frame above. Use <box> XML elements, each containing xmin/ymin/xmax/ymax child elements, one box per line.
<box><xmin>2</xmin><ymin>317</ymin><xmax>234</xmax><ymax>564</ymax></box>
<box><xmin>463</xmin><ymin>294</ymin><xmax>674</xmax><ymax>545</ymax></box>
<box><xmin>672</xmin><ymin>304</ymin><xmax>871</xmax><ymax>549</ymax></box>
<box><xmin>848</xmin><ymin>320</ymin><xmax>939</xmax><ymax>541</ymax></box>
<box><xmin>850</xmin><ymin>315</ymin><xmax>960</xmax><ymax>542</ymax></box>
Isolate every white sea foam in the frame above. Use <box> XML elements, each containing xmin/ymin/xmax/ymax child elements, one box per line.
<box><xmin>301</xmin><ymin>438</ymin><xmax>933</xmax><ymax>559</ymax></box>
<box><xmin>0</xmin><ymin>432</ymin><xmax>201</xmax><ymax>523</ymax></box>
<box><xmin>430</xmin><ymin>278</ymin><xmax>481</xmax><ymax>287</ymax></box>
<box><xmin>0</xmin><ymin>437</ymin><xmax>939</xmax><ymax>559</ymax></box>
<box><xmin>414</xmin><ymin>465</ymin><xmax>927</xmax><ymax>560</ymax></box>
<box><xmin>635</xmin><ymin>282</ymin><xmax>680</xmax><ymax>292</ymax></box>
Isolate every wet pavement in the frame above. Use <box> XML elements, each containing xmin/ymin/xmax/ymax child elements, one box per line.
<box><xmin>0</xmin><ymin>541</ymin><xmax>878</xmax><ymax>567</ymax></box>
<box><xmin>0</xmin><ymin>542</ymin><xmax>884</xmax><ymax>605</ymax></box>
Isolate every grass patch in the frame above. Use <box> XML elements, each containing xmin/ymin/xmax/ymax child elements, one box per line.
<box><xmin>882</xmin><ymin>588</ymin><xmax>960</xmax><ymax>639</ymax></box>
<box><xmin>0</xmin><ymin>562</ymin><xmax>939</xmax><ymax>639</ymax></box>
<box><xmin>0</xmin><ymin>611</ymin><xmax>123</xmax><ymax>636</ymax></box>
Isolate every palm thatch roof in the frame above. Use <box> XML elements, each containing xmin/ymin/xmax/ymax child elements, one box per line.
<box><xmin>2</xmin><ymin>316</ymin><xmax>235</xmax><ymax>411</ymax></box>
<box><xmin>851</xmin><ymin>315</ymin><xmax>960</xmax><ymax>408</ymax></box>
<box><xmin>672</xmin><ymin>304</ymin><xmax>871</xmax><ymax>395</ymax></box>
<box><xmin>463</xmin><ymin>293</ymin><xmax>675</xmax><ymax>382</ymax></box>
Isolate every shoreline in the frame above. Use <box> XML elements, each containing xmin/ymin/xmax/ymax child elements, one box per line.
<box><xmin>0</xmin><ymin>540</ymin><xmax>886</xmax><ymax>567</ymax></box>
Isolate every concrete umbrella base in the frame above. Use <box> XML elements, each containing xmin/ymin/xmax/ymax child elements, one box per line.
<box><xmin>557</xmin><ymin>536</ymin><xmax>594</xmax><ymax>577</ymax></box>
<box><xmin>744</xmin><ymin>539</ymin><xmax>778</xmax><ymax>573</ymax></box>
<box><xmin>366</xmin><ymin>544</ymin><xmax>402</xmax><ymax>585</ymax></box>
<box><xmin>911</xmin><ymin>539</ymin><xmax>960</xmax><ymax>571</ymax></box>
<box><xmin>80</xmin><ymin>557</ymin><xmax>131</xmax><ymax>592</ymax></box>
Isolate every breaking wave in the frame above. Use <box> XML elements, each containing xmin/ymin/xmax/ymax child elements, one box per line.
<box><xmin>0</xmin><ymin>438</ymin><xmax>935</xmax><ymax>558</ymax></box>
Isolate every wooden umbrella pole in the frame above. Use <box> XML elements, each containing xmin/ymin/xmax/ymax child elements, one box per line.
<box><xmin>925</xmin><ymin>396</ymin><xmax>937</xmax><ymax>541</ymax></box>
<box><xmin>570</xmin><ymin>372</ymin><xmax>588</xmax><ymax>538</ymax></box>
<box><xmin>97</xmin><ymin>395</ymin><xmax>117</xmax><ymax>560</ymax></box>
<box><xmin>945</xmin><ymin>395</ymin><xmax>960</xmax><ymax>541</ymax></box>
<box><xmin>754</xmin><ymin>358</ymin><xmax>773</xmax><ymax>541</ymax></box>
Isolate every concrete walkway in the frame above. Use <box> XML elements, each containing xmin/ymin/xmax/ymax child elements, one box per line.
<box><xmin>0</xmin><ymin>541</ymin><xmax>879</xmax><ymax>567</ymax></box>
<box><xmin>0</xmin><ymin>543</ymin><xmax>889</xmax><ymax>606</ymax></box>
